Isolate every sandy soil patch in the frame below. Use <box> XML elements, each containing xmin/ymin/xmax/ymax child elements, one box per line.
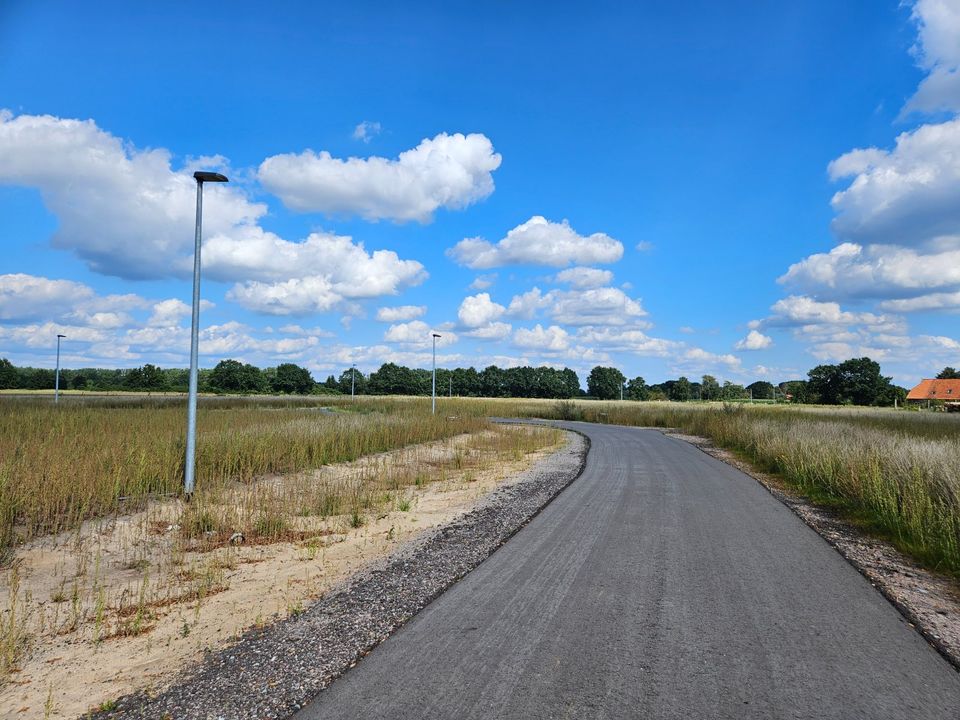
<box><xmin>1</xmin><ymin>424</ymin><xmax>564</xmax><ymax>719</ymax></box>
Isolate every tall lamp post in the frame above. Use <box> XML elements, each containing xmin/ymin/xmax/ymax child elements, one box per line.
<box><xmin>431</xmin><ymin>333</ymin><xmax>441</xmax><ymax>415</ymax></box>
<box><xmin>54</xmin><ymin>333</ymin><xmax>66</xmax><ymax>404</ymax></box>
<box><xmin>351</xmin><ymin>364</ymin><xmax>356</xmax><ymax>399</ymax></box>
<box><xmin>184</xmin><ymin>171</ymin><xmax>229</xmax><ymax>498</ymax></box>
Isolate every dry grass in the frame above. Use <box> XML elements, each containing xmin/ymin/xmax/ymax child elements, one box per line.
<box><xmin>0</xmin><ymin>396</ymin><xmax>486</xmax><ymax>551</ymax></box>
<box><xmin>0</xmin><ymin>405</ymin><xmax>562</xmax><ymax>697</ymax></box>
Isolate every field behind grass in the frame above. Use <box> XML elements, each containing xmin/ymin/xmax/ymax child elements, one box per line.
<box><xmin>0</xmin><ymin>396</ymin><xmax>490</xmax><ymax>553</ymax></box>
<box><xmin>3</xmin><ymin>394</ymin><xmax>959</xmax><ymax>574</ymax></box>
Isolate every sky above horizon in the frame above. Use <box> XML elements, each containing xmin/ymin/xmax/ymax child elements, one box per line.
<box><xmin>1</xmin><ymin>1</ymin><xmax>959</xmax><ymax>388</ymax></box>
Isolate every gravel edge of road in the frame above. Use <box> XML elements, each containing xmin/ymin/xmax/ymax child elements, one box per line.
<box><xmin>92</xmin><ymin>430</ymin><xmax>589</xmax><ymax>720</ymax></box>
<box><xmin>665</xmin><ymin>430</ymin><xmax>960</xmax><ymax>674</ymax></box>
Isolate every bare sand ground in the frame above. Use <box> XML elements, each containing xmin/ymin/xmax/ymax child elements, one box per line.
<box><xmin>1</xmin><ymin>425</ymin><xmax>565</xmax><ymax>720</ymax></box>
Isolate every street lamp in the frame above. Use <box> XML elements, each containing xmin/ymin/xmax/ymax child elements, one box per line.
<box><xmin>184</xmin><ymin>171</ymin><xmax>228</xmax><ymax>498</ymax></box>
<box><xmin>54</xmin><ymin>334</ymin><xmax>66</xmax><ymax>404</ymax></box>
<box><xmin>431</xmin><ymin>333</ymin><xmax>441</xmax><ymax>415</ymax></box>
<box><xmin>351</xmin><ymin>364</ymin><xmax>356</xmax><ymax>399</ymax></box>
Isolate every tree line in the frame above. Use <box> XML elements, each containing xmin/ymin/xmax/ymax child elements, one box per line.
<box><xmin>0</xmin><ymin>356</ymin><xmax>935</xmax><ymax>406</ymax></box>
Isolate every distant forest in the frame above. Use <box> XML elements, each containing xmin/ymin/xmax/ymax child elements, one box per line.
<box><xmin>0</xmin><ymin>356</ymin><xmax>926</xmax><ymax>406</ymax></box>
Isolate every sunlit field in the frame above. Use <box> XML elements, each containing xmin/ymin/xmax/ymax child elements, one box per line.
<box><xmin>3</xmin><ymin>395</ymin><xmax>959</xmax><ymax>576</ymax></box>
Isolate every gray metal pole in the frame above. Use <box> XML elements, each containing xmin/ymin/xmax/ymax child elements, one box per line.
<box><xmin>184</xmin><ymin>180</ymin><xmax>204</xmax><ymax>497</ymax></box>
<box><xmin>431</xmin><ymin>335</ymin><xmax>437</xmax><ymax>415</ymax></box>
<box><xmin>449</xmin><ymin>375</ymin><xmax>452</xmax><ymax>398</ymax></box>
<box><xmin>54</xmin><ymin>334</ymin><xmax>64</xmax><ymax>403</ymax></box>
<box><xmin>351</xmin><ymin>365</ymin><xmax>355</xmax><ymax>398</ymax></box>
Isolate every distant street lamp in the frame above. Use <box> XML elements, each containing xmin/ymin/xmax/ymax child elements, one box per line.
<box><xmin>432</xmin><ymin>333</ymin><xmax>441</xmax><ymax>415</ymax></box>
<box><xmin>184</xmin><ymin>171</ymin><xmax>229</xmax><ymax>498</ymax></box>
<box><xmin>54</xmin><ymin>333</ymin><xmax>66</xmax><ymax>404</ymax></box>
<box><xmin>351</xmin><ymin>364</ymin><xmax>356</xmax><ymax>399</ymax></box>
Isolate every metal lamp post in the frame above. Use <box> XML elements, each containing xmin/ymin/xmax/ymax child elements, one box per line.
<box><xmin>351</xmin><ymin>364</ymin><xmax>356</xmax><ymax>399</ymax></box>
<box><xmin>431</xmin><ymin>333</ymin><xmax>441</xmax><ymax>415</ymax></box>
<box><xmin>184</xmin><ymin>171</ymin><xmax>229</xmax><ymax>498</ymax></box>
<box><xmin>54</xmin><ymin>333</ymin><xmax>66</xmax><ymax>403</ymax></box>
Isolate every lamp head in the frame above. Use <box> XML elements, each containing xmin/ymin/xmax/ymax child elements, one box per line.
<box><xmin>193</xmin><ymin>171</ymin><xmax>229</xmax><ymax>183</ymax></box>
<box><xmin>57</xmin><ymin>334</ymin><xmax>66</xmax><ymax>338</ymax></box>
<box><xmin>432</xmin><ymin>333</ymin><xmax>441</xmax><ymax>339</ymax></box>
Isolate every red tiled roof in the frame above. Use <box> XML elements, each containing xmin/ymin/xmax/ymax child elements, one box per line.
<box><xmin>906</xmin><ymin>378</ymin><xmax>960</xmax><ymax>400</ymax></box>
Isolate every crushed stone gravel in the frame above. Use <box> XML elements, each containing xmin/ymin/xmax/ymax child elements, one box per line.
<box><xmin>91</xmin><ymin>430</ymin><xmax>588</xmax><ymax>720</ymax></box>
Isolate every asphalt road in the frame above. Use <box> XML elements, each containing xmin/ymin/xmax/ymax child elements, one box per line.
<box><xmin>296</xmin><ymin>422</ymin><xmax>960</xmax><ymax>719</ymax></box>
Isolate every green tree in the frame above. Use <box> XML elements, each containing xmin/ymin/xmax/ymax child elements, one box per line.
<box><xmin>669</xmin><ymin>376</ymin><xmax>691</xmax><ymax>402</ymax></box>
<box><xmin>209</xmin><ymin>359</ymin><xmax>268</xmax><ymax>394</ymax></box>
<box><xmin>272</xmin><ymin>364</ymin><xmax>315</xmax><ymax>394</ymax></box>
<box><xmin>369</xmin><ymin>363</ymin><xmax>423</xmax><ymax>395</ymax></box>
<box><xmin>936</xmin><ymin>367</ymin><xmax>960</xmax><ymax>379</ymax></box>
<box><xmin>779</xmin><ymin>380</ymin><xmax>808</xmax><ymax>403</ymax></box>
<box><xmin>807</xmin><ymin>364</ymin><xmax>842</xmax><ymax>404</ymax></box>
<box><xmin>700</xmin><ymin>375</ymin><xmax>721</xmax><ymax>401</ymax></box>
<box><xmin>746</xmin><ymin>381</ymin><xmax>775</xmax><ymax>400</ymax></box>
<box><xmin>338</xmin><ymin>368</ymin><xmax>367</xmax><ymax>395</ymax></box>
<box><xmin>587</xmin><ymin>366</ymin><xmax>626</xmax><ymax>400</ymax></box>
<box><xmin>480</xmin><ymin>365</ymin><xmax>507</xmax><ymax>397</ymax></box>
<box><xmin>0</xmin><ymin>359</ymin><xmax>16</xmax><ymax>389</ymax></box>
<box><xmin>625</xmin><ymin>376</ymin><xmax>648</xmax><ymax>401</ymax></box>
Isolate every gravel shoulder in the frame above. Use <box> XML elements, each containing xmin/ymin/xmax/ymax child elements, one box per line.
<box><xmin>665</xmin><ymin>430</ymin><xmax>960</xmax><ymax>672</ymax></box>
<box><xmin>92</xmin><ymin>429</ymin><xmax>588</xmax><ymax>720</ymax></box>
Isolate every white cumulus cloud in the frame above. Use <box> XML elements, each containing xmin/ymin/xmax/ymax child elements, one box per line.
<box><xmin>448</xmin><ymin>216</ymin><xmax>624</xmax><ymax>269</ymax></box>
<box><xmin>513</xmin><ymin>324</ymin><xmax>570</xmax><ymax>352</ymax></box>
<box><xmin>208</xmin><ymin>230</ymin><xmax>427</xmax><ymax>315</ymax></box>
<box><xmin>457</xmin><ymin>293</ymin><xmax>506</xmax><ymax>328</ymax></box>
<box><xmin>903</xmin><ymin>0</ymin><xmax>960</xmax><ymax>115</ymax></box>
<box><xmin>384</xmin><ymin>320</ymin><xmax>456</xmax><ymax>347</ymax></box>
<box><xmin>0</xmin><ymin>111</ymin><xmax>265</xmax><ymax>279</ymax></box>
<box><xmin>735</xmin><ymin>330</ymin><xmax>773</xmax><ymax>351</ymax></box>
<box><xmin>258</xmin><ymin>132</ymin><xmax>501</xmax><ymax>222</ymax></box>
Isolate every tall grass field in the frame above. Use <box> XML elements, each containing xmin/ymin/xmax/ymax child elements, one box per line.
<box><xmin>2</xmin><ymin>395</ymin><xmax>959</xmax><ymax>573</ymax></box>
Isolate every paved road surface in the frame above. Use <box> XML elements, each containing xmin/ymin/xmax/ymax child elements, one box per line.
<box><xmin>297</xmin><ymin>422</ymin><xmax>960</xmax><ymax>719</ymax></box>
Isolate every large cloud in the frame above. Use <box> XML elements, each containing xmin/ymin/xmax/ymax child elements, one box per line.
<box><xmin>513</xmin><ymin>324</ymin><xmax>570</xmax><ymax>352</ymax></box>
<box><xmin>0</xmin><ymin>273</ymin><xmax>147</xmax><ymax>327</ymax></box>
<box><xmin>903</xmin><ymin>0</ymin><xmax>960</xmax><ymax>115</ymax></box>
<box><xmin>0</xmin><ymin>111</ymin><xmax>265</xmax><ymax>279</ymax></box>
<box><xmin>0</xmin><ymin>112</ymin><xmax>430</xmax><ymax>321</ymax></box>
<box><xmin>504</xmin><ymin>285</ymin><xmax>647</xmax><ymax>327</ymax></box>
<box><xmin>448</xmin><ymin>216</ymin><xmax>624</xmax><ymax>269</ymax></box>
<box><xmin>774</xmin><ymin>1</ymin><xmax>960</xmax><ymax>333</ymax></box>
<box><xmin>207</xmin><ymin>229</ymin><xmax>427</xmax><ymax>315</ymax></box>
<box><xmin>779</xmin><ymin>241</ymin><xmax>960</xmax><ymax>303</ymax></box>
<box><xmin>457</xmin><ymin>293</ymin><xmax>506</xmax><ymax>328</ymax></box>
<box><xmin>828</xmin><ymin>117</ymin><xmax>960</xmax><ymax>247</ymax></box>
<box><xmin>258</xmin><ymin>132</ymin><xmax>501</xmax><ymax>222</ymax></box>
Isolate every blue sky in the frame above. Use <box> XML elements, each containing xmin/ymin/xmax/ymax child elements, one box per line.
<box><xmin>1</xmin><ymin>1</ymin><xmax>959</xmax><ymax>387</ymax></box>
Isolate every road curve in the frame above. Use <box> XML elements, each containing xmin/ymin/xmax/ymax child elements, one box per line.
<box><xmin>296</xmin><ymin>422</ymin><xmax>960</xmax><ymax>719</ymax></box>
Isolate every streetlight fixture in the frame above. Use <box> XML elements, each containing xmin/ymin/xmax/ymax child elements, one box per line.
<box><xmin>184</xmin><ymin>170</ymin><xmax>229</xmax><ymax>498</ymax></box>
<box><xmin>54</xmin><ymin>333</ymin><xmax>66</xmax><ymax>404</ymax></box>
<box><xmin>431</xmin><ymin>333</ymin><xmax>441</xmax><ymax>415</ymax></box>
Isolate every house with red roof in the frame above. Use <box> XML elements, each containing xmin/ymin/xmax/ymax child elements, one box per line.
<box><xmin>906</xmin><ymin>379</ymin><xmax>960</xmax><ymax>411</ymax></box>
